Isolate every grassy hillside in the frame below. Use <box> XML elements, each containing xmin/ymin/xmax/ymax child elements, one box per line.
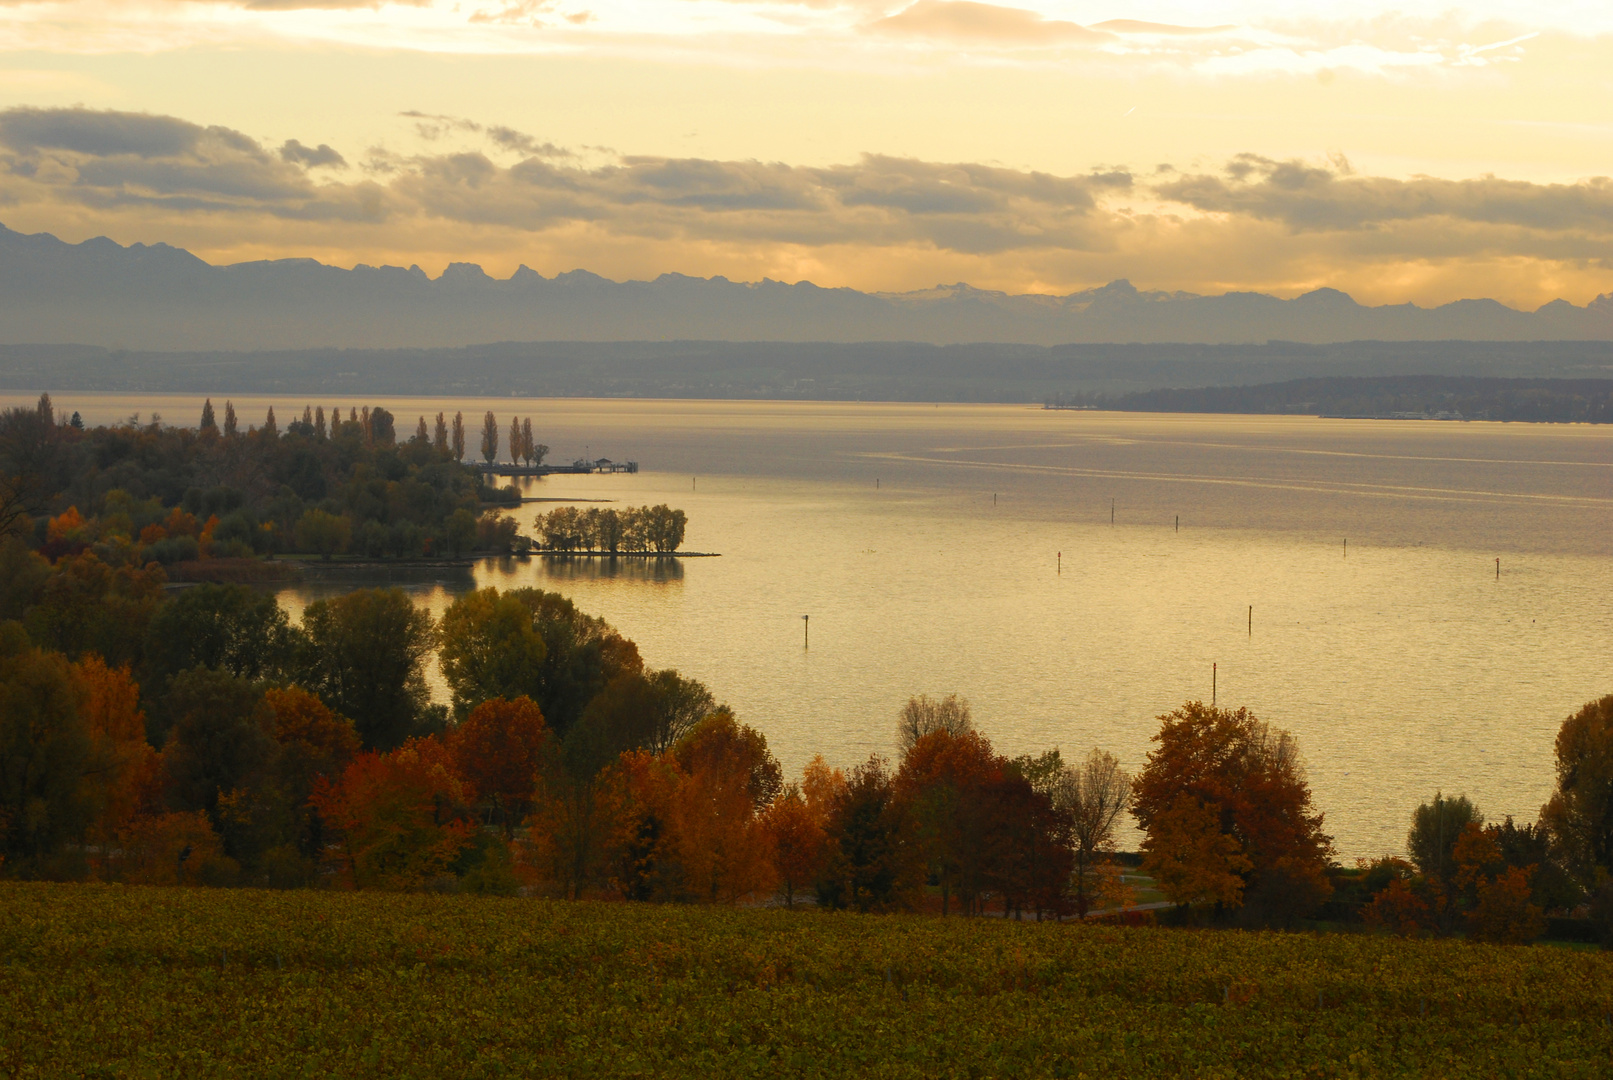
<box><xmin>2</xmin><ymin>882</ymin><xmax>1610</xmax><ymax>1078</ymax></box>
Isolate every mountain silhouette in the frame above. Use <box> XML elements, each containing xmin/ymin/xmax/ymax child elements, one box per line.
<box><xmin>3</xmin><ymin>223</ymin><xmax>1612</xmax><ymax>350</ymax></box>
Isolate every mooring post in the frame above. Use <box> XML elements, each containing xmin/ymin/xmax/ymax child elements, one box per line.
<box><xmin>1213</xmin><ymin>662</ymin><xmax>1217</xmax><ymax>706</ymax></box>
<box><xmin>1057</xmin><ymin>551</ymin><xmax>1061</xmax><ymax>575</ymax></box>
<box><xmin>802</xmin><ymin>614</ymin><xmax>809</xmax><ymax>649</ymax></box>
<box><xmin>1111</xmin><ymin>499</ymin><xmax>1115</xmax><ymax>525</ymax></box>
<box><xmin>1175</xmin><ymin>515</ymin><xmax>1179</xmax><ymax>532</ymax></box>
<box><xmin>1248</xmin><ymin>605</ymin><xmax>1252</xmax><ymax>637</ymax></box>
<box><xmin>1496</xmin><ymin>556</ymin><xmax>1500</xmax><ymax>580</ymax></box>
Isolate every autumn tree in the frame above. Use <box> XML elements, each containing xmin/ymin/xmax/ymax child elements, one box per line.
<box><xmin>1131</xmin><ymin>701</ymin><xmax>1334</xmax><ymax>924</ymax></box>
<box><xmin>818</xmin><ymin>755</ymin><xmax>921</xmax><ymax>912</ymax></box>
<box><xmin>0</xmin><ymin>629</ymin><xmax>103</xmax><ymax>872</ymax></box>
<box><xmin>1541</xmin><ymin>694</ymin><xmax>1613</xmax><ymax>891</ymax></box>
<box><xmin>764</xmin><ymin>785</ymin><xmax>824</xmax><ymax>907</ymax></box>
<box><xmin>0</xmin><ymin>402</ymin><xmax>58</xmax><ymax>538</ymax></box>
<box><xmin>447</xmin><ymin>696</ymin><xmax>550</xmax><ymax>836</ymax></box>
<box><xmin>451</xmin><ymin>411</ymin><xmax>466</xmax><ymax>460</ymax></box>
<box><xmin>75</xmin><ymin>654</ymin><xmax>160</xmax><ymax>847</ymax></box>
<box><xmin>896</xmin><ymin>693</ymin><xmax>973</xmax><ymax>754</ymax></box>
<box><xmin>312</xmin><ymin>737</ymin><xmax>475</xmax><ymax>889</ymax></box>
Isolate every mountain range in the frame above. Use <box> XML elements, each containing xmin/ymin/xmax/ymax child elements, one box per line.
<box><xmin>5</xmin><ymin>224</ymin><xmax>1613</xmax><ymax>351</ymax></box>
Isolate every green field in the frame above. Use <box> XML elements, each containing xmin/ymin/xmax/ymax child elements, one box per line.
<box><xmin>2</xmin><ymin>883</ymin><xmax>1610</xmax><ymax>1078</ymax></box>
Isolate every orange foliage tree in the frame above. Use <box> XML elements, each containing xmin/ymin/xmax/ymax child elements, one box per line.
<box><xmin>74</xmin><ymin>655</ymin><xmax>160</xmax><ymax>848</ymax></box>
<box><xmin>311</xmin><ymin>737</ymin><xmax>475</xmax><ymax>890</ymax></box>
<box><xmin>1131</xmin><ymin>702</ymin><xmax>1334</xmax><ymax>923</ymax></box>
<box><xmin>445</xmin><ymin>696</ymin><xmax>550</xmax><ymax>836</ymax></box>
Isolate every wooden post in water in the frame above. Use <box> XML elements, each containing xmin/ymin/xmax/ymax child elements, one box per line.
<box><xmin>993</xmin><ymin>493</ymin><xmax>997</xmax><ymax>506</ymax></box>
<box><xmin>1496</xmin><ymin>557</ymin><xmax>1500</xmax><ymax>580</ymax></box>
<box><xmin>1212</xmin><ymin>662</ymin><xmax>1217</xmax><ymax>706</ymax></box>
<box><xmin>1057</xmin><ymin>551</ymin><xmax>1061</xmax><ymax>575</ymax></box>
<box><xmin>1111</xmin><ymin>499</ymin><xmax>1115</xmax><ymax>526</ymax></box>
<box><xmin>1248</xmin><ymin>606</ymin><xmax>1252</xmax><ymax>637</ymax></box>
<box><xmin>1343</xmin><ymin>538</ymin><xmax>1347</xmax><ymax>558</ymax></box>
<box><xmin>802</xmin><ymin>615</ymin><xmax>809</xmax><ymax>649</ymax></box>
<box><xmin>1175</xmin><ymin>515</ymin><xmax>1179</xmax><ymax>533</ymax></box>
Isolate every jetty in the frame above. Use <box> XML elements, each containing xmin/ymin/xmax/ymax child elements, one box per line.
<box><xmin>479</xmin><ymin>457</ymin><xmax>639</xmax><ymax>477</ymax></box>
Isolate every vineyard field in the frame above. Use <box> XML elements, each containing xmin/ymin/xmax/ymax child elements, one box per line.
<box><xmin>2</xmin><ymin>882</ymin><xmax>1611</xmax><ymax>1078</ymax></box>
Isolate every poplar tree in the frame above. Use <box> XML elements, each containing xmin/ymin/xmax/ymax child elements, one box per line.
<box><xmin>223</xmin><ymin>401</ymin><xmax>238</xmax><ymax>437</ymax></box>
<box><xmin>521</xmin><ymin>418</ymin><xmax>535</xmax><ymax>466</ymax></box>
<box><xmin>416</xmin><ymin>416</ymin><xmax>429</xmax><ymax>442</ymax></box>
<box><xmin>263</xmin><ymin>407</ymin><xmax>278</xmax><ymax>437</ymax></box>
<box><xmin>200</xmin><ymin>398</ymin><xmax>217</xmax><ymax>432</ymax></box>
<box><xmin>508</xmin><ymin>415</ymin><xmax>522</xmax><ymax>464</ymax></box>
<box><xmin>434</xmin><ymin>412</ymin><xmax>448</xmax><ymax>453</ymax></box>
<box><xmin>451</xmin><ymin>412</ymin><xmax>466</xmax><ymax>460</ymax></box>
<box><xmin>481</xmin><ymin>411</ymin><xmax>498</xmax><ymax>464</ymax></box>
<box><xmin>314</xmin><ymin>405</ymin><xmax>327</xmax><ymax>439</ymax></box>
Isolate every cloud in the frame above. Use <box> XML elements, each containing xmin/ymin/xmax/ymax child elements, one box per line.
<box><xmin>868</xmin><ymin>1</ymin><xmax>1108</xmax><ymax>45</ymax></box>
<box><xmin>279</xmin><ymin>139</ymin><xmax>346</xmax><ymax>169</ymax></box>
<box><xmin>1155</xmin><ymin>154</ymin><xmax>1613</xmax><ymax>234</ymax></box>
<box><xmin>400</xmin><ymin>111</ymin><xmax>569</xmax><ymax>158</ymax></box>
<box><xmin>5</xmin><ymin>107</ymin><xmax>1613</xmax><ymax>307</ymax></box>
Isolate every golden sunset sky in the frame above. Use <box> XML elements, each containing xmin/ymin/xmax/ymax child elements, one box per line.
<box><xmin>3</xmin><ymin>0</ymin><xmax>1612</xmax><ymax>306</ymax></box>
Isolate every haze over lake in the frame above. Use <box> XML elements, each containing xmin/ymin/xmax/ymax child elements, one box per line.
<box><xmin>24</xmin><ymin>394</ymin><xmax>1613</xmax><ymax>859</ymax></box>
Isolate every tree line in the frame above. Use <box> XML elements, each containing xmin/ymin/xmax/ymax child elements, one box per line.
<box><xmin>533</xmin><ymin>506</ymin><xmax>688</xmax><ymax>553</ymax></box>
<box><xmin>0</xmin><ymin>394</ymin><xmax>548</xmax><ymax>568</ymax></box>
<box><xmin>4</xmin><ymin>560</ymin><xmax>1610</xmax><ymax>942</ymax></box>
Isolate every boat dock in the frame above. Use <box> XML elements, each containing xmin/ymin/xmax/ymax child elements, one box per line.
<box><xmin>479</xmin><ymin>458</ymin><xmax>639</xmax><ymax>477</ymax></box>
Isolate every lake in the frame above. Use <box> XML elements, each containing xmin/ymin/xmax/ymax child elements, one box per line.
<box><xmin>19</xmin><ymin>394</ymin><xmax>1613</xmax><ymax>859</ymax></box>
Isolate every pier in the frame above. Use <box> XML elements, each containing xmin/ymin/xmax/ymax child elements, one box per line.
<box><xmin>478</xmin><ymin>457</ymin><xmax>639</xmax><ymax>477</ymax></box>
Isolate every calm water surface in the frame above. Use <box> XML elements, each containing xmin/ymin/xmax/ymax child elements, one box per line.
<box><xmin>24</xmin><ymin>395</ymin><xmax>1613</xmax><ymax>858</ymax></box>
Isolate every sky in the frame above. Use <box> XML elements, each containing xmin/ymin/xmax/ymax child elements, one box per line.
<box><xmin>2</xmin><ymin>1</ymin><xmax>1613</xmax><ymax>306</ymax></box>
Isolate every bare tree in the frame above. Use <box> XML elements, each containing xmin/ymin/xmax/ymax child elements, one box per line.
<box><xmin>896</xmin><ymin>693</ymin><xmax>973</xmax><ymax>754</ymax></box>
<box><xmin>1063</xmin><ymin>748</ymin><xmax>1131</xmax><ymax>918</ymax></box>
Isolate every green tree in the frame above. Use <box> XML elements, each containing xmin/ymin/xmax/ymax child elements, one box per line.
<box><xmin>643</xmin><ymin>669</ymin><xmax>718</xmax><ymax>755</ymax></box>
<box><xmin>438</xmin><ymin>587</ymin><xmax>548</xmax><ymax>717</ymax></box>
<box><xmin>480</xmin><ymin>411</ymin><xmax>498</xmax><ymax>464</ymax></box>
<box><xmin>1408</xmin><ymin>791</ymin><xmax>1484</xmax><ymax>886</ymax></box>
<box><xmin>451</xmin><ymin>411</ymin><xmax>466</xmax><ymax>460</ymax></box>
<box><xmin>143</xmin><ymin>583</ymin><xmax>299</xmax><ymax>692</ymax></box>
<box><xmin>295</xmin><ymin>509</ymin><xmax>351</xmax><ymax>560</ymax></box>
<box><xmin>817</xmin><ymin>755</ymin><xmax>919</xmax><ymax>912</ymax></box>
<box><xmin>444</xmin><ymin>508</ymin><xmax>476</xmax><ymax>558</ymax></box>
<box><xmin>297</xmin><ymin>588</ymin><xmax>439</xmax><ymax>751</ymax></box>
<box><xmin>160</xmin><ymin>668</ymin><xmax>273</xmax><ymax>818</ymax></box>
<box><xmin>1541</xmin><ymin>694</ymin><xmax>1613</xmax><ymax>890</ymax></box>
